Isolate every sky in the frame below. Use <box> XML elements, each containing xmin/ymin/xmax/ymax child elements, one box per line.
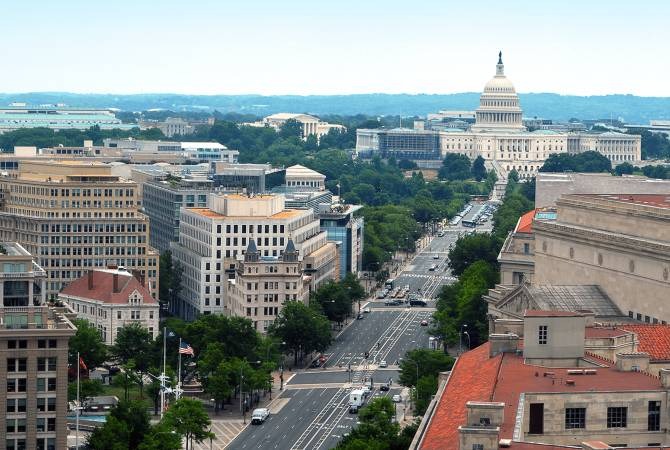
<box><xmin>2</xmin><ymin>0</ymin><xmax>669</xmax><ymax>96</ymax></box>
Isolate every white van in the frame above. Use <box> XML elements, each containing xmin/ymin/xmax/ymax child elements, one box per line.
<box><xmin>251</xmin><ymin>408</ymin><xmax>270</xmax><ymax>424</ymax></box>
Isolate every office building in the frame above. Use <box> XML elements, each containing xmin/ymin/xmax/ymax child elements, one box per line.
<box><xmin>285</xmin><ymin>164</ymin><xmax>326</xmax><ymax>191</ymax></box>
<box><xmin>355</xmin><ymin>128</ymin><xmax>441</xmax><ymax>160</ymax></box>
<box><xmin>535</xmin><ymin>172</ymin><xmax>670</xmax><ymax>208</ymax></box>
<box><xmin>0</xmin><ymin>304</ymin><xmax>77</xmax><ymax>450</ymax></box>
<box><xmin>102</xmin><ymin>139</ymin><xmax>239</xmax><ymax>163</ymax></box>
<box><xmin>171</xmin><ymin>193</ymin><xmax>337</xmax><ymax>320</ymax></box>
<box><xmin>0</xmin><ymin>161</ymin><xmax>159</xmax><ymax>297</ymax></box>
<box><xmin>414</xmin><ymin>311</ymin><xmax>670</xmax><ymax>449</ymax></box>
<box><xmin>319</xmin><ymin>203</ymin><xmax>364</xmax><ymax>279</ymax></box>
<box><xmin>142</xmin><ymin>177</ymin><xmax>214</xmax><ymax>253</ymax></box>
<box><xmin>59</xmin><ymin>269</ymin><xmax>159</xmax><ymax>345</ymax></box>
<box><xmin>211</xmin><ymin>162</ymin><xmax>286</xmax><ymax>194</ymax></box>
<box><xmin>0</xmin><ymin>243</ymin><xmax>47</xmax><ymax>307</ymax></box>
<box><xmin>0</xmin><ymin>104</ymin><xmax>134</xmax><ymax>134</ymax></box>
<box><xmin>227</xmin><ymin>239</ymin><xmax>309</xmax><ymax>333</ymax></box>
<box><xmin>180</xmin><ymin>142</ymin><xmax>238</xmax><ymax>162</ymax></box>
<box><xmin>533</xmin><ymin>194</ymin><xmax>670</xmax><ymax>324</ymax></box>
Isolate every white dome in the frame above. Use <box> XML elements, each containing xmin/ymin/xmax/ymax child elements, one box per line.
<box><xmin>483</xmin><ymin>75</ymin><xmax>516</xmax><ymax>94</ymax></box>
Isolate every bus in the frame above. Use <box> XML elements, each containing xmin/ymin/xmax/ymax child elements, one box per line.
<box><xmin>384</xmin><ymin>279</ymin><xmax>394</xmax><ymax>290</ymax></box>
<box><xmin>461</xmin><ymin>219</ymin><xmax>477</xmax><ymax>228</ymax></box>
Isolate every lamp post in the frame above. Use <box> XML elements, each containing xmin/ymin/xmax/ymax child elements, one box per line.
<box><xmin>239</xmin><ymin>366</ymin><xmax>245</xmax><ymax>424</ymax></box>
<box><xmin>459</xmin><ymin>324</ymin><xmax>468</xmax><ymax>355</ymax></box>
<box><xmin>463</xmin><ymin>331</ymin><xmax>471</xmax><ymax>352</ymax></box>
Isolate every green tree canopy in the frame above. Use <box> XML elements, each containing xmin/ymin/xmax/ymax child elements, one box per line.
<box><xmin>268</xmin><ymin>301</ymin><xmax>331</xmax><ymax>366</ymax></box>
<box><xmin>447</xmin><ymin>233</ymin><xmax>499</xmax><ymax>276</ymax></box>
<box><xmin>471</xmin><ymin>155</ymin><xmax>487</xmax><ymax>181</ymax></box>
<box><xmin>162</xmin><ymin>398</ymin><xmax>214</xmax><ymax>450</ymax></box>
<box><xmin>69</xmin><ymin>319</ymin><xmax>107</xmax><ymax>370</ymax></box>
<box><xmin>439</xmin><ymin>153</ymin><xmax>472</xmax><ymax>181</ymax></box>
<box><xmin>539</xmin><ymin>151</ymin><xmax>611</xmax><ymax>173</ymax></box>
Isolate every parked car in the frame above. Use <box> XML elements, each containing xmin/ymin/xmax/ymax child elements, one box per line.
<box><xmin>433</xmin><ymin>254</ymin><xmax>440</xmax><ymax>260</ymax></box>
<box><xmin>379</xmin><ymin>360</ymin><xmax>388</xmax><ymax>368</ymax></box>
<box><xmin>363</xmin><ymin>307</ymin><xmax>371</xmax><ymax>313</ymax></box>
<box><xmin>392</xmin><ymin>394</ymin><xmax>402</xmax><ymax>403</ymax></box>
<box><xmin>420</xmin><ymin>319</ymin><xmax>429</xmax><ymax>326</ymax></box>
<box><xmin>380</xmin><ymin>383</ymin><xmax>390</xmax><ymax>391</ymax></box>
<box><xmin>410</xmin><ymin>299</ymin><xmax>428</xmax><ymax>307</ymax></box>
<box><xmin>251</xmin><ymin>408</ymin><xmax>270</xmax><ymax>424</ymax></box>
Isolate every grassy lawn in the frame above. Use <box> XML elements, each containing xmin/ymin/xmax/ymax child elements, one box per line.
<box><xmin>100</xmin><ymin>384</ymin><xmax>153</xmax><ymax>409</ymax></box>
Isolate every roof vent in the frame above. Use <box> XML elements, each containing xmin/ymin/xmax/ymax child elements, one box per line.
<box><xmin>567</xmin><ymin>369</ymin><xmax>584</xmax><ymax>375</ymax></box>
<box><xmin>499</xmin><ymin>439</ymin><xmax>512</xmax><ymax>448</ymax></box>
<box><xmin>566</xmin><ymin>379</ymin><xmax>576</xmax><ymax>386</ymax></box>
<box><xmin>584</xmin><ymin>369</ymin><xmax>597</xmax><ymax>375</ymax></box>
<box><xmin>543</xmin><ymin>371</ymin><xmax>555</xmax><ymax>377</ymax></box>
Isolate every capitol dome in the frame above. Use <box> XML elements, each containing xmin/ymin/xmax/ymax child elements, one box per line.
<box><xmin>471</xmin><ymin>52</ymin><xmax>525</xmax><ymax>133</ymax></box>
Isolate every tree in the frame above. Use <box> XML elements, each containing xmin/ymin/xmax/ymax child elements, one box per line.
<box><xmin>87</xmin><ymin>400</ymin><xmax>151</xmax><ymax>450</ymax></box>
<box><xmin>279</xmin><ymin>119</ymin><xmax>303</xmax><ymax>139</ymax></box>
<box><xmin>471</xmin><ymin>156</ymin><xmax>487</xmax><ymax>181</ymax></box>
<box><xmin>162</xmin><ymin>398</ymin><xmax>214</xmax><ymax>450</ymax></box>
<box><xmin>268</xmin><ymin>301</ymin><xmax>331</xmax><ymax>366</ymax></box>
<box><xmin>447</xmin><ymin>233</ymin><xmax>499</xmax><ymax>276</ymax></box>
<box><xmin>112</xmin><ymin>323</ymin><xmax>154</xmax><ymax>370</ymax></box>
<box><xmin>398</xmin><ymin>349</ymin><xmax>454</xmax><ymax>388</ymax></box>
<box><xmin>398</xmin><ymin>159</ymin><xmax>418</xmax><ymax>170</ymax></box>
<box><xmin>439</xmin><ymin>154</ymin><xmax>472</xmax><ymax>181</ymax></box>
<box><xmin>69</xmin><ymin>319</ymin><xmax>107</xmax><ymax>370</ymax></box>
<box><xmin>336</xmin><ymin>397</ymin><xmax>403</xmax><ymax>450</ymax></box>
<box><xmin>312</xmin><ymin>281</ymin><xmax>351</xmax><ymax>327</ymax></box>
<box><xmin>68</xmin><ymin>378</ymin><xmax>104</xmax><ymax>401</ymax></box>
<box><xmin>137</xmin><ymin>423</ymin><xmax>181</xmax><ymax>450</ymax></box>
<box><xmin>614</xmin><ymin>161</ymin><xmax>635</xmax><ymax>176</ymax></box>
<box><xmin>539</xmin><ymin>151</ymin><xmax>611</xmax><ymax>173</ymax></box>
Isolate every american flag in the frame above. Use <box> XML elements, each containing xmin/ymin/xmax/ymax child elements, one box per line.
<box><xmin>179</xmin><ymin>341</ymin><xmax>195</xmax><ymax>357</ymax></box>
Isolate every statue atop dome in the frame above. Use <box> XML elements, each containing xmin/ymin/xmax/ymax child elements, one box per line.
<box><xmin>498</xmin><ymin>51</ymin><xmax>503</xmax><ymax>65</ymax></box>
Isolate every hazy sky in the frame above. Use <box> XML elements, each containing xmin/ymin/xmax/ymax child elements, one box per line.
<box><xmin>2</xmin><ymin>0</ymin><xmax>668</xmax><ymax>96</ymax></box>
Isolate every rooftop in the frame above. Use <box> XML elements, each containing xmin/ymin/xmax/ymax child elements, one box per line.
<box><xmin>575</xmin><ymin>193</ymin><xmax>670</xmax><ymax>209</ymax></box>
<box><xmin>524</xmin><ymin>285</ymin><xmax>621</xmax><ymax>317</ymax></box>
<box><xmin>514</xmin><ymin>208</ymin><xmax>557</xmax><ymax>234</ymax></box>
<box><xmin>60</xmin><ymin>269</ymin><xmax>155</xmax><ymax>305</ymax></box>
<box><xmin>421</xmin><ymin>340</ymin><xmax>665</xmax><ymax>449</ymax></box>
<box><xmin>524</xmin><ymin>310</ymin><xmax>584</xmax><ymax>317</ymax></box>
<box><xmin>187</xmin><ymin>207</ymin><xmax>302</xmax><ymax>220</ymax></box>
<box><xmin>285</xmin><ymin>164</ymin><xmax>326</xmax><ymax>179</ymax></box>
<box><xmin>619</xmin><ymin>324</ymin><xmax>670</xmax><ymax>361</ymax></box>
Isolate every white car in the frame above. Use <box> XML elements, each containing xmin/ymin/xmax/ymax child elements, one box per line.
<box><xmin>392</xmin><ymin>394</ymin><xmax>402</xmax><ymax>403</ymax></box>
<box><xmin>251</xmin><ymin>408</ymin><xmax>270</xmax><ymax>424</ymax></box>
<box><xmin>379</xmin><ymin>360</ymin><xmax>388</xmax><ymax>368</ymax></box>
<box><xmin>363</xmin><ymin>307</ymin><xmax>371</xmax><ymax>313</ymax></box>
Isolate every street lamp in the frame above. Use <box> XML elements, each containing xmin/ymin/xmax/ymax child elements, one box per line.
<box><xmin>463</xmin><ymin>331</ymin><xmax>471</xmax><ymax>352</ymax></box>
<box><xmin>459</xmin><ymin>324</ymin><xmax>468</xmax><ymax>355</ymax></box>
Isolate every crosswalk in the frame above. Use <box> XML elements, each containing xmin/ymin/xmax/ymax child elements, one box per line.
<box><xmin>397</xmin><ymin>273</ymin><xmax>456</xmax><ymax>281</ymax></box>
<box><xmin>191</xmin><ymin>420</ymin><xmax>245</xmax><ymax>450</ymax></box>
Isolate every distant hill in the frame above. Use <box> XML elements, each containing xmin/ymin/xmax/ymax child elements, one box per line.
<box><xmin>1</xmin><ymin>92</ymin><xmax>669</xmax><ymax>123</ymax></box>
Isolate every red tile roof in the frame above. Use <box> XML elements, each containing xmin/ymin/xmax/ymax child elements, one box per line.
<box><xmin>524</xmin><ymin>310</ymin><xmax>583</xmax><ymax>317</ymax></box>
<box><xmin>515</xmin><ymin>209</ymin><xmax>537</xmax><ymax>233</ymax></box>
<box><xmin>420</xmin><ymin>341</ymin><xmax>664</xmax><ymax>449</ymax></box>
<box><xmin>584</xmin><ymin>326</ymin><xmax>630</xmax><ymax>339</ymax></box>
<box><xmin>420</xmin><ymin>343</ymin><xmax>503</xmax><ymax>450</ymax></box>
<box><xmin>60</xmin><ymin>270</ymin><xmax>155</xmax><ymax>304</ymax></box>
<box><xmin>620</xmin><ymin>324</ymin><xmax>670</xmax><ymax>361</ymax></box>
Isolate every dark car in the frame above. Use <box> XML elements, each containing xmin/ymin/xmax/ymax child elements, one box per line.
<box><xmin>409</xmin><ymin>299</ymin><xmax>428</xmax><ymax>307</ymax></box>
<box><xmin>357</xmin><ymin>314</ymin><xmax>364</xmax><ymax>320</ymax></box>
<box><xmin>380</xmin><ymin>383</ymin><xmax>390</xmax><ymax>391</ymax></box>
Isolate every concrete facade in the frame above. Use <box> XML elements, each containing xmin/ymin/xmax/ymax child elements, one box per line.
<box><xmin>534</xmin><ymin>194</ymin><xmax>670</xmax><ymax>324</ymax></box>
<box><xmin>0</xmin><ymin>161</ymin><xmax>159</xmax><ymax>297</ymax></box>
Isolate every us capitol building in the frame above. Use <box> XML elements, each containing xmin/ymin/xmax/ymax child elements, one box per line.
<box><xmin>356</xmin><ymin>52</ymin><xmax>641</xmax><ymax>179</ymax></box>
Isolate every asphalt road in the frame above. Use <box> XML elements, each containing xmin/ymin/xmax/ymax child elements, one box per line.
<box><xmin>227</xmin><ymin>203</ymin><xmax>498</xmax><ymax>450</ymax></box>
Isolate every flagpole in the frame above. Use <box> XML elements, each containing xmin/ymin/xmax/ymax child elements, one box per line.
<box><xmin>76</xmin><ymin>351</ymin><xmax>80</xmax><ymax>449</ymax></box>
<box><xmin>177</xmin><ymin>337</ymin><xmax>182</xmax><ymax>401</ymax></box>
<box><xmin>161</xmin><ymin>326</ymin><xmax>166</xmax><ymax>418</ymax></box>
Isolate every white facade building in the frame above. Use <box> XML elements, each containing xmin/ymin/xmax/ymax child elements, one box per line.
<box><xmin>171</xmin><ymin>193</ymin><xmax>337</xmax><ymax>320</ymax></box>
<box><xmin>246</xmin><ymin>113</ymin><xmax>345</xmax><ymax>141</ymax></box>
<box><xmin>285</xmin><ymin>164</ymin><xmax>326</xmax><ymax>191</ymax></box>
<box><xmin>59</xmin><ymin>269</ymin><xmax>159</xmax><ymax>345</ymax></box>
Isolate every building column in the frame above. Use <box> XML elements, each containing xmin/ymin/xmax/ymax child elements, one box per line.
<box><xmin>0</xmin><ymin>280</ymin><xmax>4</xmax><ymax>307</ymax></box>
<box><xmin>41</xmin><ymin>278</ymin><xmax>46</xmax><ymax>304</ymax></box>
<box><xmin>28</xmin><ymin>280</ymin><xmax>33</xmax><ymax>306</ymax></box>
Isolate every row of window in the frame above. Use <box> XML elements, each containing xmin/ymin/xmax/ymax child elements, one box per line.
<box><xmin>529</xmin><ymin>403</ymin><xmax>661</xmax><ymax>432</ymax></box>
<box><xmin>7</xmin><ymin>356</ymin><xmax>56</xmax><ymax>372</ymax></box>
<box><xmin>7</xmin><ymin>438</ymin><xmax>56</xmax><ymax>450</ymax></box>
<box><xmin>7</xmin><ymin>339</ymin><xmax>57</xmax><ymax>349</ymax></box>
<box><xmin>7</xmin><ymin>377</ymin><xmax>57</xmax><ymax>392</ymax></box>
<box><xmin>628</xmin><ymin>310</ymin><xmax>667</xmax><ymax>325</ymax></box>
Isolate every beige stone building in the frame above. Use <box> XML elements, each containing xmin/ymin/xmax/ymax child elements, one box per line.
<box><xmin>0</xmin><ymin>161</ymin><xmax>159</xmax><ymax>297</ymax></box>
<box><xmin>59</xmin><ymin>269</ymin><xmax>159</xmax><ymax>345</ymax></box>
<box><xmin>415</xmin><ymin>311</ymin><xmax>670</xmax><ymax>450</ymax></box>
<box><xmin>171</xmin><ymin>193</ymin><xmax>337</xmax><ymax>320</ymax></box>
<box><xmin>498</xmin><ymin>208</ymin><xmax>557</xmax><ymax>285</ymax></box>
<box><xmin>0</xmin><ymin>305</ymin><xmax>77</xmax><ymax>450</ymax></box>
<box><xmin>533</xmin><ymin>194</ymin><xmax>670</xmax><ymax>324</ymax></box>
<box><xmin>227</xmin><ymin>239</ymin><xmax>309</xmax><ymax>333</ymax></box>
<box><xmin>0</xmin><ymin>242</ymin><xmax>47</xmax><ymax>307</ymax></box>
<box><xmin>285</xmin><ymin>164</ymin><xmax>326</xmax><ymax>191</ymax></box>
<box><xmin>246</xmin><ymin>113</ymin><xmax>345</xmax><ymax>141</ymax></box>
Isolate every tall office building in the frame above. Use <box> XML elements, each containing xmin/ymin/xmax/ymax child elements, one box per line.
<box><xmin>142</xmin><ymin>177</ymin><xmax>213</xmax><ymax>253</ymax></box>
<box><xmin>0</xmin><ymin>303</ymin><xmax>76</xmax><ymax>450</ymax></box>
<box><xmin>318</xmin><ymin>203</ymin><xmax>364</xmax><ymax>279</ymax></box>
<box><xmin>0</xmin><ymin>161</ymin><xmax>159</xmax><ymax>297</ymax></box>
<box><xmin>171</xmin><ymin>193</ymin><xmax>337</xmax><ymax>320</ymax></box>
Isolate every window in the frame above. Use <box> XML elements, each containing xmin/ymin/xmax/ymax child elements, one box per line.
<box><xmin>523</xmin><ymin>243</ymin><xmax>530</xmax><ymax>254</ymax></box>
<box><xmin>565</xmin><ymin>407</ymin><xmax>586</xmax><ymax>429</ymax></box>
<box><xmin>117</xmin><ymin>311</ymin><xmax>122</xmax><ymax>319</ymax></box>
<box><xmin>37</xmin><ymin>357</ymin><xmax>56</xmax><ymax>371</ymax></box>
<box><xmin>648</xmin><ymin>401</ymin><xmax>661</xmax><ymax>431</ymax></box>
<box><xmin>7</xmin><ymin>358</ymin><xmax>27</xmax><ymax>372</ymax></box>
<box><xmin>472</xmin><ymin>445</ymin><xmax>484</xmax><ymax>450</ymax></box>
<box><xmin>538</xmin><ymin>325</ymin><xmax>548</xmax><ymax>345</ymax></box>
<box><xmin>48</xmin><ymin>339</ymin><xmax>57</xmax><ymax>348</ymax></box>
<box><xmin>607</xmin><ymin>407</ymin><xmax>627</xmax><ymax>428</ymax></box>
<box><xmin>529</xmin><ymin>403</ymin><xmax>544</xmax><ymax>434</ymax></box>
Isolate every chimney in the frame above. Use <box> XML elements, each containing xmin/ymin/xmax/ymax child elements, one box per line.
<box><xmin>88</xmin><ymin>270</ymin><xmax>94</xmax><ymax>290</ymax></box>
<box><xmin>661</xmin><ymin>368</ymin><xmax>670</xmax><ymax>389</ymax></box>
<box><xmin>113</xmin><ymin>274</ymin><xmax>119</xmax><ymax>293</ymax></box>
